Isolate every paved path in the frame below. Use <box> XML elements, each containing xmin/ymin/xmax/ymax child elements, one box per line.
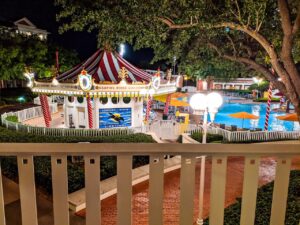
<box><xmin>23</xmin><ymin>107</ymin><xmax>64</xmax><ymax>128</ymax></box>
<box><xmin>76</xmin><ymin>156</ymin><xmax>300</xmax><ymax>225</ymax></box>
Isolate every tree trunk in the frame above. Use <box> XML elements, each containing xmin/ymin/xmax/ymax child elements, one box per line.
<box><xmin>286</xmin><ymin>100</ymin><xmax>290</xmax><ymax>113</ymax></box>
<box><xmin>294</xmin><ymin>104</ymin><xmax>300</xmax><ymax>124</ymax></box>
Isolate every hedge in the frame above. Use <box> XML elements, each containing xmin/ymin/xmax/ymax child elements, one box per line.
<box><xmin>0</xmin><ymin>126</ymin><xmax>155</xmax><ymax>143</ymax></box>
<box><xmin>191</xmin><ymin>131</ymin><xmax>224</xmax><ymax>143</ymax></box>
<box><xmin>254</xmin><ymin>97</ymin><xmax>280</xmax><ymax>102</ymax></box>
<box><xmin>0</xmin><ymin>126</ymin><xmax>153</xmax><ymax>193</ymax></box>
<box><xmin>204</xmin><ymin>170</ymin><xmax>300</xmax><ymax>225</ymax></box>
<box><xmin>5</xmin><ymin>115</ymin><xmax>18</xmax><ymax>123</ymax></box>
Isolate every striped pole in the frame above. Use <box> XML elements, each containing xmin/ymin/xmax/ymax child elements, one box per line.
<box><xmin>43</xmin><ymin>95</ymin><xmax>52</xmax><ymax>121</ymax></box>
<box><xmin>145</xmin><ymin>96</ymin><xmax>152</xmax><ymax>122</ymax></box>
<box><xmin>39</xmin><ymin>95</ymin><xmax>50</xmax><ymax>128</ymax></box>
<box><xmin>163</xmin><ymin>94</ymin><xmax>172</xmax><ymax>115</ymax></box>
<box><xmin>86</xmin><ymin>94</ymin><xmax>93</xmax><ymax>129</ymax></box>
<box><xmin>264</xmin><ymin>82</ymin><xmax>273</xmax><ymax>131</ymax></box>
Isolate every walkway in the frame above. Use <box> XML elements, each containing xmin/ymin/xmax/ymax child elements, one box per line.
<box><xmin>23</xmin><ymin>107</ymin><xmax>64</xmax><ymax>128</ymax></box>
<box><xmin>76</xmin><ymin>156</ymin><xmax>300</xmax><ymax>225</ymax></box>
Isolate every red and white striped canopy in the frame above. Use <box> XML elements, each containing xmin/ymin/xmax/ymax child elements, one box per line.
<box><xmin>57</xmin><ymin>50</ymin><xmax>153</xmax><ymax>83</ymax></box>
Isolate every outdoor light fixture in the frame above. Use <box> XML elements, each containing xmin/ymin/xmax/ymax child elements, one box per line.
<box><xmin>52</xmin><ymin>77</ymin><xmax>59</xmax><ymax>86</ymax></box>
<box><xmin>24</xmin><ymin>71</ymin><xmax>34</xmax><ymax>88</ymax></box>
<box><xmin>189</xmin><ymin>91</ymin><xmax>223</xmax><ymax>225</ymax></box>
<box><xmin>119</xmin><ymin>44</ymin><xmax>125</xmax><ymax>56</ymax></box>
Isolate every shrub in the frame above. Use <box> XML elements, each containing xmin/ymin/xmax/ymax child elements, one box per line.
<box><xmin>5</xmin><ymin>115</ymin><xmax>18</xmax><ymax>123</ymax></box>
<box><xmin>254</xmin><ymin>97</ymin><xmax>280</xmax><ymax>102</ymax></box>
<box><xmin>204</xmin><ymin>170</ymin><xmax>300</xmax><ymax>225</ymax></box>
<box><xmin>191</xmin><ymin>131</ymin><xmax>223</xmax><ymax>143</ymax></box>
<box><xmin>0</xmin><ymin>126</ymin><xmax>155</xmax><ymax>143</ymax></box>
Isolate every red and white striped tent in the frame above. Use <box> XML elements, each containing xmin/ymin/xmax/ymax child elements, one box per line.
<box><xmin>57</xmin><ymin>50</ymin><xmax>153</xmax><ymax>83</ymax></box>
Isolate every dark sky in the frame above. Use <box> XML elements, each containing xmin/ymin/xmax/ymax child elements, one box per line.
<box><xmin>0</xmin><ymin>0</ymin><xmax>155</xmax><ymax>68</ymax></box>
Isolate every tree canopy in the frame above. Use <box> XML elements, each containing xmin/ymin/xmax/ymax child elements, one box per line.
<box><xmin>56</xmin><ymin>0</ymin><xmax>300</xmax><ymax>120</ymax></box>
<box><xmin>0</xmin><ymin>30</ymin><xmax>79</xmax><ymax>80</ymax></box>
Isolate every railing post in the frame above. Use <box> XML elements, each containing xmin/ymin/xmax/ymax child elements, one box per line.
<box><xmin>240</xmin><ymin>156</ymin><xmax>260</xmax><ymax>225</ymax></box>
<box><xmin>51</xmin><ymin>155</ymin><xmax>69</xmax><ymax>225</ymax></box>
<box><xmin>85</xmin><ymin>155</ymin><xmax>101</xmax><ymax>225</ymax></box>
<box><xmin>210</xmin><ymin>156</ymin><xmax>227</xmax><ymax>225</ymax></box>
<box><xmin>17</xmin><ymin>155</ymin><xmax>38</xmax><ymax>225</ymax></box>
<box><xmin>270</xmin><ymin>157</ymin><xmax>292</xmax><ymax>225</ymax></box>
<box><xmin>117</xmin><ymin>154</ymin><xmax>132</xmax><ymax>225</ymax></box>
<box><xmin>149</xmin><ymin>154</ymin><xmax>164</xmax><ymax>225</ymax></box>
<box><xmin>0</xmin><ymin>163</ymin><xmax>6</xmax><ymax>225</ymax></box>
<box><xmin>179</xmin><ymin>154</ymin><xmax>196</xmax><ymax>225</ymax></box>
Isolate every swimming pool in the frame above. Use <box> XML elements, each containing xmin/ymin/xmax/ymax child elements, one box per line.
<box><xmin>210</xmin><ymin>103</ymin><xmax>300</xmax><ymax>131</ymax></box>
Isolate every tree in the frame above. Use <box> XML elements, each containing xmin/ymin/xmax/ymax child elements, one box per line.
<box><xmin>0</xmin><ymin>31</ymin><xmax>79</xmax><ymax>80</ymax></box>
<box><xmin>56</xmin><ymin>0</ymin><xmax>300</xmax><ymax>121</ymax></box>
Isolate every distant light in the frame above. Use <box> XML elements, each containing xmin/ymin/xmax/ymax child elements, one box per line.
<box><xmin>119</xmin><ymin>44</ymin><xmax>125</xmax><ymax>57</ymax></box>
<box><xmin>278</xmin><ymin>77</ymin><xmax>282</xmax><ymax>81</ymax></box>
<box><xmin>17</xmin><ymin>96</ymin><xmax>25</xmax><ymax>103</ymax></box>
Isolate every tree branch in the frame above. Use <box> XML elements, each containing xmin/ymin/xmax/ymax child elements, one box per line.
<box><xmin>157</xmin><ymin>17</ymin><xmax>198</xmax><ymax>29</ymax></box>
<box><xmin>292</xmin><ymin>1</ymin><xmax>300</xmax><ymax>34</ymax></box>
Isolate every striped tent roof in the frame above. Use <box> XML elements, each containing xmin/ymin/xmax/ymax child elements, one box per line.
<box><xmin>57</xmin><ymin>50</ymin><xmax>153</xmax><ymax>83</ymax></box>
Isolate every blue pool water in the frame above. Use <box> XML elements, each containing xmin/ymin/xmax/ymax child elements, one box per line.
<box><xmin>210</xmin><ymin>103</ymin><xmax>299</xmax><ymax>131</ymax></box>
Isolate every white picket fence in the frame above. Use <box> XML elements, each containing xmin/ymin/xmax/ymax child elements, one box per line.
<box><xmin>149</xmin><ymin>119</ymin><xmax>300</xmax><ymax>142</ymax></box>
<box><xmin>1</xmin><ymin>105</ymin><xmax>136</xmax><ymax>137</ymax></box>
<box><xmin>189</xmin><ymin>126</ymin><xmax>300</xmax><ymax>142</ymax></box>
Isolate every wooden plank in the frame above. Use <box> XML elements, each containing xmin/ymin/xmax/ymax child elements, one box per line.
<box><xmin>17</xmin><ymin>155</ymin><xmax>38</xmax><ymax>225</ymax></box>
<box><xmin>209</xmin><ymin>156</ymin><xmax>227</xmax><ymax>225</ymax></box>
<box><xmin>179</xmin><ymin>155</ymin><xmax>196</xmax><ymax>225</ymax></box>
<box><xmin>149</xmin><ymin>154</ymin><xmax>164</xmax><ymax>225</ymax></box>
<box><xmin>240</xmin><ymin>156</ymin><xmax>260</xmax><ymax>225</ymax></box>
<box><xmin>51</xmin><ymin>155</ymin><xmax>69</xmax><ymax>225</ymax></box>
<box><xmin>0</xmin><ymin>163</ymin><xmax>6</xmax><ymax>225</ymax></box>
<box><xmin>117</xmin><ymin>154</ymin><xmax>132</xmax><ymax>225</ymax></box>
<box><xmin>270</xmin><ymin>157</ymin><xmax>291</xmax><ymax>225</ymax></box>
<box><xmin>85</xmin><ymin>155</ymin><xmax>101</xmax><ymax>225</ymax></box>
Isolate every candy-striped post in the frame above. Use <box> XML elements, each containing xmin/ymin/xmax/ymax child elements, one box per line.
<box><xmin>86</xmin><ymin>94</ymin><xmax>93</xmax><ymax>129</ymax></box>
<box><xmin>43</xmin><ymin>95</ymin><xmax>52</xmax><ymax>121</ymax></box>
<box><xmin>145</xmin><ymin>96</ymin><xmax>153</xmax><ymax>122</ymax></box>
<box><xmin>39</xmin><ymin>95</ymin><xmax>50</xmax><ymax>127</ymax></box>
<box><xmin>163</xmin><ymin>94</ymin><xmax>172</xmax><ymax>115</ymax></box>
<box><xmin>264</xmin><ymin>82</ymin><xmax>273</xmax><ymax>131</ymax></box>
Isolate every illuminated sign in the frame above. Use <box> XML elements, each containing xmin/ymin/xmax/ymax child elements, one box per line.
<box><xmin>99</xmin><ymin>108</ymin><xmax>132</xmax><ymax>128</ymax></box>
<box><xmin>79</xmin><ymin>71</ymin><xmax>92</xmax><ymax>91</ymax></box>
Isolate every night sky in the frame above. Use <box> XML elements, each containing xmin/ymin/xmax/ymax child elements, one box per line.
<box><xmin>0</xmin><ymin>0</ymin><xmax>156</xmax><ymax>68</ymax></box>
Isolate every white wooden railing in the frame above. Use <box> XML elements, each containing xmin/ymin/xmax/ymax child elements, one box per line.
<box><xmin>0</xmin><ymin>143</ymin><xmax>299</xmax><ymax>225</ymax></box>
<box><xmin>1</xmin><ymin>105</ymin><xmax>136</xmax><ymax>137</ymax></box>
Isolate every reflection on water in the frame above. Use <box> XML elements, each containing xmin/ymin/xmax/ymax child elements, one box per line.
<box><xmin>209</xmin><ymin>103</ymin><xmax>299</xmax><ymax>131</ymax></box>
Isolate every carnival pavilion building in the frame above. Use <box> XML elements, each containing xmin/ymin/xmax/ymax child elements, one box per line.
<box><xmin>25</xmin><ymin>50</ymin><xmax>179</xmax><ymax>129</ymax></box>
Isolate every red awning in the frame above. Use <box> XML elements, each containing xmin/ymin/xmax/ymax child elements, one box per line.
<box><xmin>57</xmin><ymin>50</ymin><xmax>153</xmax><ymax>83</ymax></box>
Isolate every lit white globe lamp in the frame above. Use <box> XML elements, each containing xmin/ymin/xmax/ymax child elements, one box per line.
<box><xmin>189</xmin><ymin>91</ymin><xmax>223</xmax><ymax>225</ymax></box>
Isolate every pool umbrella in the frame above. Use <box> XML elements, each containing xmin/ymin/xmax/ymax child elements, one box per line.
<box><xmin>229</xmin><ymin>112</ymin><xmax>259</xmax><ymax>128</ymax></box>
<box><xmin>154</xmin><ymin>92</ymin><xmax>189</xmax><ymax>107</ymax></box>
<box><xmin>277</xmin><ymin>113</ymin><xmax>299</xmax><ymax>131</ymax></box>
<box><xmin>276</xmin><ymin>113</ymin><xmax>298</xmax><ymax>121</ymax></box>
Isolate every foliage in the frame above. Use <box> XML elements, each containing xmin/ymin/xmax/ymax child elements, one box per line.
<box><xmin>0</xmin><ymin>126</ymin><xmax>155</xmax><ymax>143</ymax></box>
<box><xmin>0</xmin><ymin>155</ymin><xmax>150</xmax><ymax>194</ymax></box>
<box><xmin>191</xmin><ymin>131</ymin><xmax>224</xmax><ymax>143</ymax></box>
<box><xmin>0</xmin><ymin>31</ymin><xmax>79</xmax><ymax>80</ymax></box>
<box><xmin>55</xmin><ymin>0</ymin><xmax>300</xmax><ymax>120</ymax></box>
<box><xmin>248</xmin><ymin>81</ymin><xmax>270</xmax><ymax>92</ymax></box>
<box><xmin>204</xmin><ymin>170</ymin><xmax>300</xmax><ymax>225</ymax></box>
<box><xmin>254</xmin><ymin>97</ymin><xmax>280</xmax><ymax>102</ymax></box>
<box><xmin>5</xmin><ymin>115</ymin><xmax>18</xmax><ymax>123</ymax></box>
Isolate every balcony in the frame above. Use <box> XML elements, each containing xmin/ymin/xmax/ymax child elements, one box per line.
<box><xmin>0</xmin><ymin>143</ymin><xmax>299</xmax><ymax>225</ymax></box>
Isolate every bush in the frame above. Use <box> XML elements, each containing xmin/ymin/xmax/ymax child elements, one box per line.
<box><xmin>191</xmin><ymin>131</ymin><xmax>223</xmax><ymax>143</ymax></box>
<box><xmin>204</xmin><ymin>170</ymin><xmax>300</xmax><ymax>225</ymax></box>
<box><xmin>5</xmin><ymin>115</ymin><xmax>18</xmax><ymax>123</ymax></box>
<box><xmin>254</xmin><ymin>97</ymin><xmax>280</xmax><ymax>102</ymax></box>
<box><xmin>0</xmin><ymin>126</ymin><xmax>155</xmax><ymax>143</ymax></box>
<box><xmin>0</xmin><ymin>126</ymin><xmax>154</xmax><ymax>194</ymax></box>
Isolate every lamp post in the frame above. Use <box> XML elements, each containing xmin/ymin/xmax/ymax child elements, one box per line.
<box><xmin>189</xmin><ymin>92</ymin><xmax>223</xmax><ymax>225</ymax></box>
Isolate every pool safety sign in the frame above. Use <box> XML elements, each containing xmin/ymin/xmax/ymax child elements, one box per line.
<box><xmin>99</xmin><ymin>108</ymin><xmax>132</xmax><ymax>128</ymax></box>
